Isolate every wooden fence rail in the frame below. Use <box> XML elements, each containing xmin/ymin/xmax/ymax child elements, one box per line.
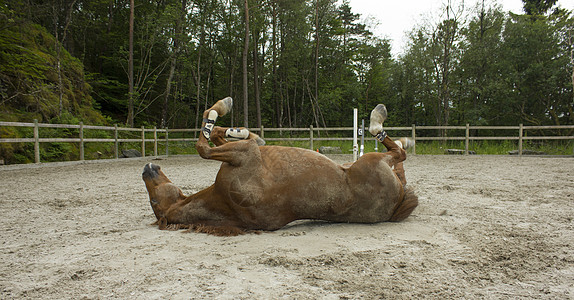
<box><xmin>0</xmin><ymin>120</ymin><xmax>573</xmax><ymax>164</ymax></box>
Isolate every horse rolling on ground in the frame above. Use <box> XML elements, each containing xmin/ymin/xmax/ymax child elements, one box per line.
<box><xmin>142</xmin><ymin>97</ymin><xmax>418</xmax><ymax>236</ymax></box>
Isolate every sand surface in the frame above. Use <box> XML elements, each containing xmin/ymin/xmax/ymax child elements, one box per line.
<box><xmin>1</xmin><ymin>154</ymin><xmax>573</xmax><ymax>299</ymax></box>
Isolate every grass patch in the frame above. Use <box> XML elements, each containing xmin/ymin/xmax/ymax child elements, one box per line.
<box><xmin>412</xmin><ymin>140</ymin><xmax>573</xmax><ymax>155</ymax></box>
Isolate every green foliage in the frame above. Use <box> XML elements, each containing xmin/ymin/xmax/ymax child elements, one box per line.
<box><xmin>0</xmin><ymin>12</ymin><xmax>110</xmax><ymax>163</ymax></box>
<box><xmin>0</xmin><ymin>19</ymin><xmax>106</xmax><ymax>124</ymax></box>
<box><xmin>397</xmin><ymin>1</ymin><xmax>573</xmax><ymax>129</ymax></box>
<box><xmin>522</xmin><ymin>0</ymin><xmax>558</xmax><ymax>15</ymax></box>
<box><xmin>0</xmin><ymin>0</ymin><xmax>572</xmax><ymax>164</ymax></box>
<box><xmin>413</xmin><ymin>139</ymin><xmax>572</xmax><ymax>155</ymax></box>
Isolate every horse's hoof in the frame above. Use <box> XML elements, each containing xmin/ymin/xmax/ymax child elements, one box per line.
<box><xmin>398</xmin><ymin>137</ymin><xmax>415</xmax><ymax>149</ymax></box>
<box><xmin>368</xmin><ymin>104</ymin><xmax>387</xmax><ymax>136</ymax></box>
<box><xmin>255</xmin><ymin>137</ymin><xmax>266</xmax><ymax>146</ymax></box>
<box><xmin>217</xmin><ymin>97</ymin><xmax>233</xmax><ymax>116</ymax></box>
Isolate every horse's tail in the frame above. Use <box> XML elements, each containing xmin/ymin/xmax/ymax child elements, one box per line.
<box><xmin>389</xmin><ymin>187</ymin><xmax>418</xmax><ymax>222</ymax></box>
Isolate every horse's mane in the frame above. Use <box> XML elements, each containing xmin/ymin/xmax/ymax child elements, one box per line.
<box><xmin>155</xmin><ymin>218</ymin><xmax>249</xmax><ymax>236</ymax></box>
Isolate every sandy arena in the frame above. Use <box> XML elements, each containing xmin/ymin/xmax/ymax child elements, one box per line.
<box><xmin>1</xmin><ymin>154</ymin><xmax>573</xmax><ymax>299</ymax></box>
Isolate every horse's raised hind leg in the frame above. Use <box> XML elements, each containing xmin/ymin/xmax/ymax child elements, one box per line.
<box><xmin>393</xmin><ymin>161</ymin><xmax>407</xmax><ymax>186</ymax></box>
<box><xmin>368</xmin><ymin>104</ymin><xmax>406</xmax><ymax>165</ymax></box>
<box><xmin>388</xmin><ymin>138</ymin><xmax>413</xmax><ymax>186</ymax></box>
<box><xmin>364</xmin><ymin>105</ymin><xmax>418</xmax><ymax>221</ymax></box>
<box><xmin>368</xmin><ymin>104</ymin><xmax>416</xmax><ymax>186</ymax></box>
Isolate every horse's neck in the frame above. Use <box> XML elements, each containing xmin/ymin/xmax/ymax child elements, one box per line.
<box><xmin>174</xmin><ymin>185</ymin><xmax>234</xmax><ymax>223</ymax></box>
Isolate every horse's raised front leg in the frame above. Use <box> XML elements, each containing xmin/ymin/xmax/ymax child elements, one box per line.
<box><xmin>195</xmin><ymin>97</ymin><xmax>262</xmax><ymax>166</ymax></box>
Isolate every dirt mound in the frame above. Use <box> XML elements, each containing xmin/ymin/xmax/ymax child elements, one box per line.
<box><xmin>1</xmin><ymin>155</ymin><xmax>573</xmax><ymax>298</ymax></box>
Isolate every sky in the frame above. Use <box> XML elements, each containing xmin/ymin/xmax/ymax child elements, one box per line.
<box><xmin>347</xmin><ymin>0</ymin><xmax>574</xmax><ymax>57</ymax></box>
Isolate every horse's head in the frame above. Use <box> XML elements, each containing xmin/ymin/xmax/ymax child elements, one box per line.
<box><xmin>142</xmin><ymin>163</ymin><xmax>185</xmax><ymax>220</ymax></box>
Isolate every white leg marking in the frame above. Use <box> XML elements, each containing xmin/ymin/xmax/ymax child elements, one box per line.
<box><xmin>225</xmin><ymin>128</ymin><xmax>250</xmax><ymax>140</ymax></box>
<box><xmin>202</xmin><ymin>110</ymin><xmax>218</xmax><ymax>139</ymax></box>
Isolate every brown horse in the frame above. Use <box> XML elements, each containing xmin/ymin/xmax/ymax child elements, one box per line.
<box><xmin>142</xmin><ymin>97</ymin><xmax>418</xmax><ymax>236</ymax></box>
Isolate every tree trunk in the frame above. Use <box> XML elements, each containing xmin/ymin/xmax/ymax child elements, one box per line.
<box><xmin>193</xmin><ymin>29</ymin><xmax>205</xmax><ymax>133</ymax></box>
<box><xmin>253</xmin><ymin>30</ymin><xmax>261</xmax><ymax>129</ymax></box>
<box><xmin>271</xmin><ymin>3</ymin><xmax>279</xmax><ymax>127</ymax></box>
<box><xmin>242</xmin><ymin>0</ymin><xmax>250</xmax><ymax>127</ymax></box>
<box><xmin>127</xmin><ymin>0</ymin><xmax>134</xmax><ymax>127</ymax></box>
<box><xmin>161</xmin><ymin>59</ymin><xmax>176</xmax><ymax>128</ymax></box>
<box><xmin>314</xmin><ymin>0</ymin><xmax>319</xmax><ymax>127</ymax></box>
<box><xmin>276</xmin><ymin>12</ymin><xmax>284</xmax><ymax>128</ymax></box>
<box><xmin>53</xmin><ymin>9</ymin><xmax>62</xmax><ymax>118</ymax></box>
<box><xmin>53</xmin><ymin>0</ymin><xmax>76</xmax><ymax>118</ymax></box>
<box><xmin>160</xmin><ymin>0</ymin><xmax>186</xmax><ymax>129</ymax></box>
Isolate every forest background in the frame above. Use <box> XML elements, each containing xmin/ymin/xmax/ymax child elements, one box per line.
<box><xmin>0</xmin><ymin>0</ymin><xmax>573</xmax><ymax>162</ymax></box>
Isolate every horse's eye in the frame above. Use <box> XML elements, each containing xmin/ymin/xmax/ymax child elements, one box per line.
<box><xmin>150</xmin><ymin>198</ymin><xmax>159</xmax><ymax>205</ymax></box>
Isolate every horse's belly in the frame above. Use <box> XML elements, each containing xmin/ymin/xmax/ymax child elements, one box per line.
<box><xmin>218</xmin><ymin>146</ymin><xmax>402</xmax><ymax>227</ymax></box>
<box><xmin>280</xmin><ymin>154</ymin><xmax>402</xmax><ymax>223</ymax></box>
<box><xmin>258</xmin><ymin>149</ymin><xmax>353</xmax><ymax>223</ymax></box>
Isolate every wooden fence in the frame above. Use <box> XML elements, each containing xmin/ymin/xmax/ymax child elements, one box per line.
<box><xmin>0</xmin><ymin>120</ymin><xmax>573</xmax><ymax>164</ymax></box>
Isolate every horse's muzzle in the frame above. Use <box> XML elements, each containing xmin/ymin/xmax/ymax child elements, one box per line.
<box><xmin>142</xmin><ymin>163</ymin><xmax>160</xmax><ymax>180</ymax></box>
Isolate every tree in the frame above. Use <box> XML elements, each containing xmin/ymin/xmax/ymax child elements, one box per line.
<box><xmin>355</xmin><ymin>37</ymin><xmax>393</xmax><ymax>118</ymax></box>
<box><xmin>522</xmin><ymin>0</ymin><xmax>558</xmax><ymax>15</ymax></box>
<box><xmin>399</xmin><ymin>29</ymin><xmax>437</xmax><ymax>126</ymax></box>
<box><xmin>4</xmin><ymin>0</ymin><xmax>571</xmax><ymax>134</ymax></box>
<box><xmin>398</xmin><ymin>0</ymin><xmax>465</xmax><ymax>132</ymax></box>
<box><xmin>458</xmin><ymin>0</ymin><xmax>505</xmax><ymax>125</ymax></box>
<box><xmin>499</xmin><ymin>7</ymin><xmax>572</xmax><ymax>126</ymax></box>
<box><xmin>127</xmin><ymin>0</ymin><xmax>134</xmax><ymax>127</ymax></box>
<box><xmin>242</xmin><ymin>0</ymin><xmax>250</xmax><ymax>127</ymax></box>
<box><xmin>52</xmin><ymin>0</ymin><xmax>78</xmax><ymax>118</ymax></box>
<box><xmin>431</xmin><ymin>0</ymin><xmax>464</xmax><ymax>134</ymax></box>
<box><xmin>160</xmin><ymin>0</ymin><xmax>189</xmax><ymax>129</ymax></box>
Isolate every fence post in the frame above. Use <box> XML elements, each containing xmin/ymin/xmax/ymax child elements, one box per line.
<box><xmin>411</xmin><ymin>124</ymin><xmax>416</xmax><ymax>155</ymax></box>
<box><xmin>518</xmin><ymin>123</ymin><xmax>523</xmax><ymax>156</ymax></box>
<box><xmin>353</xmin><ymin>109</ymin><xmax>358</xmax><ymax>161</ymax></box>
<box><xmin>34</xmin><ymin>119</ymin><xmax>40</xmax><ymax>163</ymax></box>
<box><xmin>153</xmin><ymin>126</ymin><xmax>158</xmax><ymax>157</ymax></box>
<box><xmin>310</xmin><ymin>125</ymin><xmax>314</xmax><ymax>150</ymax></box>
<box><xmin>79</xmin><ymin>122</ymin><xmax>84</xmax><ymax>161</ymax></box>
<box><xmin>165</xmin><ymin>127</ymin><xmax>169</xmax><ymax>156</ymax></box>
<box><xmin>141</xmin><ymin>126</ymin><xmax>146</xmax><ymax>157</ymax></box>
<box><xmin>260</xmin><ymin>125</ymin><xmax>265</xmax><ymax>139</ymax></box>
<box><xmin>465</xmin><ymin>123</ymin><xmax>469</xmax><ymax>155</ymax></box>
<box><xmin>114</xmin><ymin>124</ymin><xmax>119</xmax><ymax>159</ymax></box>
